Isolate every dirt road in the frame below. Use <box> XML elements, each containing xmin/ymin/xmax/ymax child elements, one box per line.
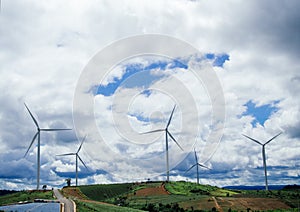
<box><xmin>212</xmin><ymin>196</ymin><xmax>223</xmax><ymax>212</ymax></box>
<box><xmin>54</xmin><ymin>189</ymin><xmax>75</xmax><ymax>212</ymax></box>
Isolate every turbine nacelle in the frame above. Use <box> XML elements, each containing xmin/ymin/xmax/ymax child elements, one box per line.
<box><xmin>242</xmin><ymin>132</ymin><xmax>282</xmax><ymax>147</ymax></box>
<box><xmin>24</xmin><ymin>103</ymin><xmax>72</xmax><ymax>190</ymax></box>
<box><xmin>141</xmin><ymin>105</ymin><xmax>183</xmax><ymax>150</ymax></box>
<box><xmin>140</xmin><ymin>104</ymin><xmax>183</xmax><ymax>181</ymax></box>
<box><xmin>242</xmin><ymin>132</ymin><xmax>282</xmax><ymax>191</ymax></box>
<box><xmin>56</xmin><ymin>135</ymin><xmax>88</xmax><ymax>186</ymax></box>
<box><xmin>185</xmin><ymin>148</ymin><xmax>210</xmax><ymax>184</ymax></box>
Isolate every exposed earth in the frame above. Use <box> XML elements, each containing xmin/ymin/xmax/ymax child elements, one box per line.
<box><xmin>135</xmin><ymin>183</ymin><xmax>169</xmax><ymax>196</ymax></box>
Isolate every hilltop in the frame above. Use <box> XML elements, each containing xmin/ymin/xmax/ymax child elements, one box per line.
<box><xmin>60</xmin><ymin>181</ymin><xmax>299</xmax><ymax>212</ymax></box>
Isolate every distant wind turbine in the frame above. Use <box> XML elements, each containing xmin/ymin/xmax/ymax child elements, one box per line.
<box><xmin>185</xmin><ymin>148</ymin><xmax>210</xmax><ymax>184</ymax></box>
<box><xmin>141</xmin><ymin>105</ymin><xmax>183</xmax><ymax>182</ymax></box>
<box><xmin>242</xmin><ymin>132</ymin><xmax>282</xmax><ymax>191</ymax></box>
<box><xmin>57</xmin><ymin>136</ymin><xmax>88</xmax><ymax>186</ymax></box>
<box><xmin>24</xmin><ymin>103</ymin><xmax>72</xmax><ymax>190</ymax></box>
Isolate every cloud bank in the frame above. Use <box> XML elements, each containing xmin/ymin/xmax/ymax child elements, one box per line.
<box><xmin>0</xmin><ymin>0</ymin><xmax>299</xmax><ymax>190</ymax></box>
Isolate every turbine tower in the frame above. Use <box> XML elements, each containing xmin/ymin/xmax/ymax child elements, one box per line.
<box><xmin>57</xmin><ymin>136</ymin><xmax>88</xmax><ymax>186</ymax></box>
<box><xmin>142</xmin><ymin>105</ymin><xmax>183</xmax><ymax>182</ymax></box>
<box><xmin>242</xmin><ymin>132</ymin><xmax>282</xmax><ymax>191</ymax></box>
<box><xmin>186</xmin><ymin>148</ymin><xmax>210</xmax><ymax>184</ymax></box>
<box><xmin>24</xmin><ymin>103</ymin><xmax>72</xmax><ymax>190</ymax></box>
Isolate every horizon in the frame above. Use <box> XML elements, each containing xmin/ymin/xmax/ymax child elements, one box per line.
<box><xmin>0</xmin><ymin>180</ymin><xmax>298</xmax><ymax>191</ymax></box>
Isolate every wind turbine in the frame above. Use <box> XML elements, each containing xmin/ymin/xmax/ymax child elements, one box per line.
<box><xmin>185</xmin><ymin>148</ymin><xmax>210</xmax><ymax>184</ymax></box>
<box><xmin>142</xmin><ymin>105</ymin><xmax>183</xmax><ymax>182</ymax></box>
<box><xmin>24</xmin><ymin>103</ymin><xmax>72</xmax><ymax>190</ymax></box>
<box><xmin>57</xmin><ymin>136</ymin><xmax>88</xmax><ymax>186</ymax></box>
<box><xmin>242</xmin><ymin>132</ymin><xmax>282</xmax><ymax>191</ymax></box>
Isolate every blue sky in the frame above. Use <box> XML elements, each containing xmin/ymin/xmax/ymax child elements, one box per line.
<box><xmin>243</xmin><ymin>100</ymin><xmax>279</xmax><ymax>127</ymax></box>
<box><xmin>96</xmin><ymin>53</ymin><xmax>229</xmax><ymax>97</ymax></box>
<box><xmin>0</xmin><ymin>1</ymin><xmax>299</xmax><ymax>190</ymax></box>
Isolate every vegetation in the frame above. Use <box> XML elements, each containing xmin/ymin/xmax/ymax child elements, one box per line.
<box><xmin>0</xmin><ymin>190</ymin><xmax>54</xmax><ymax>206</ymax></box>
<box><xmin>1</xmin><ymin>182</ymin><xmax>298</xmax><ymax>211</ymax></box>
<box><xmin>165</xmin><ymin>181</ymin><xmax>238</xmax><ymax>197</ymax></box>
<box><xmin>2</xmin><ymin>181</ymin><xmax>295</xmax><ymax>211</ymax></box>
<box><xmin>228</xmin><ymin>187</ymin><xmax>300</xmax><ymax>209</ymax></box>
<box><xmin>74</xmin><ymin>199</ymin><xmax>144</xmax><ymax>212</ymax></box>
<box><xmin>0</xmin><ymin>190</ymin><xmax>18</xmax><ymax>196</ymax></box>
<box><xmin>79</xmin><ymin>183</ymin><xmax>134</xmax><ymax>201</ymax></box>
<box><xmin>75</xmin><ymin>181</ymin><xmax>239</xmax><ymax>211</ymax></box>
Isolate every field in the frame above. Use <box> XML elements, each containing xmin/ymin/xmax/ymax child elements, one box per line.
<box><xmin>0</xmin><ymin>190</ymin><xmax>54</xmax><ymax>206</ymax></box>
<box><xmin>62</xmin><ymin>181</ymin><xmax>299</xmax><ymax>211</ymax></box>
<box><xmin>0</xmin><ymin>182</ymin><xmax>299</xmax><ymax>211</ymax></box>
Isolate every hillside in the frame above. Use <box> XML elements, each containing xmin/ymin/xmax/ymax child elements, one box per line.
<box><xmin>0</xmin><ymin>190</ymin><xmax>55</xmax><ymax>206</ymax></box>
<box><xmin>61</xmin><ymin>181</ymin><xmax>299</xmax><ymax>212</ymax></box>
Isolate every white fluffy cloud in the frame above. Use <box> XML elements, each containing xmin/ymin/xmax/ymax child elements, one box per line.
<box><xmin>0</xmin><ymin>0</ymin><xmax>299</xmax><ymax>190</ymax></box>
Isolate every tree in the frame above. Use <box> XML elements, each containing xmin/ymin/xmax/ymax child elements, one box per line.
<box><xmin>42</xmin><ymin>185</ymin><xmax>47</xmax><ymax>191</ymax></box>
<box><xmin>65</xmin><ymin>178</ymin><xmax>71</xmax><ymax>187</ymax></box>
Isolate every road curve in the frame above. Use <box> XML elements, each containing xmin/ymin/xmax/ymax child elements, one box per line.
<box><xmin>53</xmin><ymin>189</ymin><xmax>75</xmax><ymax>212</ymax></box>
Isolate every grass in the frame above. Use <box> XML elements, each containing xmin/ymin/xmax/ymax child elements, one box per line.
<box><xmin>79</xmin><ymin>183</ymin><xmax>134</xmax><ymax>201</ymax></box>
<box><xmin>74</xmin><ymin>199</ymin><xmax>144</xmax><ymax>212</ymax></box>
<box><xmin>71</xmin><ymin>181</ymin><xmax>300</xmax><ymax>212</ymax></box>
<box><xmin>165</xmin><ymin>181</ymin><xmax>238</xmax><ymax>197</ymax></box>
<box><xmin>126</xmin><ymin>182</ymin><xmax>215</xmax><ymax>211</ymax></box>
<box><xmin>0</xmin><ymin>190</ymin><xmax>54</xmax><ymax>206</ymax></box>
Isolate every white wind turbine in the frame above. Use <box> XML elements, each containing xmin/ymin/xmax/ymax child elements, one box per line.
<box><xmin>142</xmin><ymin>105</ymin><xmax>183</xmax><ymax>182</ymax></box>
<box><xmin>57</xmin><ymin>136</ymin><xmax>88</xmax><ymax>186</ymax></box>
<box><xmin>242</xmin><ymin>132</ymin><xmax>282</xmax><ymax>191</ymax></box>
<box><xmin>24</xmin><ymin>103</ymin><xmax>72</xmax><ymax>190</ymax></box>
<box><xmin>185</xmin><ymin>148</ymin><xmax>210</xmax><ymax>184</ymax></box>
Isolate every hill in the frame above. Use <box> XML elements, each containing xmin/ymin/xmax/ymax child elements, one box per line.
<box><xmin>0</xmin><ymin>190</ymin><xmax>18</xmax><ymax>196</ymax></box>
<box><xmin>0</xmin><ymin>190</ymin><xmax>54</xmax><ymax>206</ymax></box>
<box><xmin>61</xmin><ymin>181</ymin><xmax>298</xmax><ymax>211</ymax></box>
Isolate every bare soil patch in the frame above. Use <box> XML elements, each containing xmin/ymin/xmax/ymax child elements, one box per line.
<box><xmin>135</xmin><ymin>184</ymin><xmax>169</xmax><ymax>196</ymax></box>
<box><xmin>62</xmin><ymin>187</ymin><xmax>86</xmax><ymax>199</ymax></box>
<box><xmin>180</xmin><ymin>197</ymin><xmax>216</xmax><ymax>211</ymax></box>
<box><xmin>217</xmin><ymin>197</ymin><xmax>291</xmax><ymax>211</ymax></box>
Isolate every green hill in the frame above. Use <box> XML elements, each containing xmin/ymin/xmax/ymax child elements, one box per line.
<box><xmin>79</xmin><ymin>183</ymin><xmax>134</xmax><ymax>201</ymax></box>
<box><xmin>0</xmin><ymin>190</ymin><xmax>54</xmax><ymax>206</ymax></box>
<box><xmin>74</xmin><ymin>181</ymin><xmax>298</xmax><ymax>212</ymax></box>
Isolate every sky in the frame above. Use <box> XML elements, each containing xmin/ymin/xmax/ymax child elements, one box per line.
<box><xmin>0</xmin><ymin>0</ymin><xmax>299</xmax><ymax>190</ymax></box>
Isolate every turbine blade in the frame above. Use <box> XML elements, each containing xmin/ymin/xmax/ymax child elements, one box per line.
<box><xmin>265</xmin><ymin>132</ymin><xmax>282</xmax><ymax>145</ymax></box>
<box><xmin>197</xmin><ymin>163</ymin><xmax>210</xmax><ymax>170</ymax></box>
<box><xmin>77</xmin><ymin>135</ymin><xmax>87</xmax><ymax>153</ymax></box>
<box><xmin>242</xmin><ymin>134</ymin><xmax>263</xmax><ymax>145</ymax></box>
<box><xmin>194</xmin><ymin>148</ymin><xmax>198</xmax><ymax>164</ymax></box>
<box><xmin>185</xmin><ymin>164</ymin><xmax>197</xmax><ymax>173</ymax></box>
<box><xmin>167</xmin><ymin>131</ymin><xmax>183</xmax><ymax>151</ymax></box>
<box><xmin>140</xmin><ymin>129</ymin><xmax>165</xmax><ymax>134</ymax></box>
<box><xmin>56</xmin><ymin>153</ymin><xmax>75</xmax><ymax>156</ymax></box>
<box><xmin>166</xmin><ymin>105</ymin><xmax>176</xmax><ymax>128</ymax></box>
<box><xmin>24</xmin><ymin>132</ymin><xmax>38</xmax><ymax>157</ymax></box>
<box><xmin>41</xmin><ymin>128</ymin><xmax>72</xmax><ymax>131</ymax></box>
<box><xmin>24</xmin><ymin>103</ymin><xmax>39</xmax><ymax>128</ymax></box>
<box><xmin>78</xmin><ymin>155</ymin><xmax>88</xmax><ymax>169</ymax></box>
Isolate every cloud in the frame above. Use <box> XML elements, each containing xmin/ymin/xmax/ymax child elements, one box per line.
<box><xmin>0</xmin><ymin>0</ymin><xmax>299</xmax><ymax>190</ymax></box>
